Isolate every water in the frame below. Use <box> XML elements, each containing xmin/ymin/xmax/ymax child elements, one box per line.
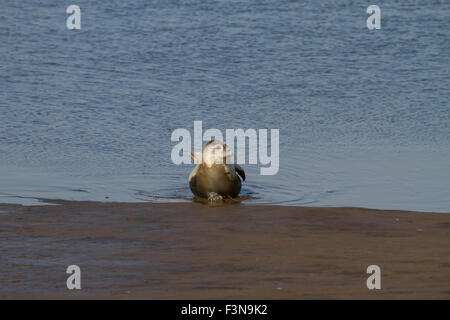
<box><xmin>0</xmin><ymin>0</ymin><xmax>449</xmax><ymax>212</ymax></box>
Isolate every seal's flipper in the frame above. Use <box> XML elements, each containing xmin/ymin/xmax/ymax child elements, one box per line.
<box><xmin>207</xmin><ymin>192</ymin><xmax>223</xmax><ymax>205</ymax></box>
<box><xmin>235</xmin><ymin>164</ymin><xmax>246</xmax><ymax>181</ymax></box>
<box><xmin>189</xmin><ymin>152</ymin><xmax>202</xmax><ymax>164</ymax></box>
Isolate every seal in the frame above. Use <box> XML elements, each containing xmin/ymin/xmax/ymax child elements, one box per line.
<box><xmin>189</xmin><ymin>139</ymin><xmax>246</xmax><ymax>203</ymax></box>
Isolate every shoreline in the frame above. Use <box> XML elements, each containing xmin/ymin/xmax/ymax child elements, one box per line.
<box><xmin>0</xmin><ymin>200</ymin><xmax>449</xmax><ymax>299</ymax></box>
<box><xmin>2</xmin><ymin>195</ymin><xmax>449</xmax><ymax>214</ymax></box>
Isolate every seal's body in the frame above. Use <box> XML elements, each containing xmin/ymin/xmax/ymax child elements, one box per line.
<box><xmin>189</xmin><ymin>140</ymin><xmax>245</xmax><ymax>202</ymax></box>
<box><xmin>189</xmin><ymin>163</ymin><xmax>243</xmax><ymax>198</ymax></box>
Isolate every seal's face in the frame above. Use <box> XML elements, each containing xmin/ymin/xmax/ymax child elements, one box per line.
<box><xmin>202</xmin><ymin>140</ymin><xmax>232</xmax><ymax>168</ymax></box>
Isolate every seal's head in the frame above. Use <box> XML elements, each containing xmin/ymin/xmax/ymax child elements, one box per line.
<box><xmin>202</xmin><ymin>139</ymin><xmax>232</xmax><ymax>167</ymax></box>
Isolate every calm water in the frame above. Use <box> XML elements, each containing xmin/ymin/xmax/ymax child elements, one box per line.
<box><xmin>0</xmin><ymin>1</ymin><xmax>449</xmax><ymax>211</ymax></box>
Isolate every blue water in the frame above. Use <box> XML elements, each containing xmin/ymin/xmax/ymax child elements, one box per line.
<box><xmin>0</xmin><ymin>1</ymin><xmax>449</xmax><ymax>212</ymax></box>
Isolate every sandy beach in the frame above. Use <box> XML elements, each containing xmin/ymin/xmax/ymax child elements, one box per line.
<box><xmin>0</xmin><ymin>200</ymin><xmax>449</xmax><ymax>299</ymax></box>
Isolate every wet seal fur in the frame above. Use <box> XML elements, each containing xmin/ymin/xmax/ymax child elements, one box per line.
<box><xmin>189</xmin><ymin>140</ymin><xmax>245</xmax><ymax>204</ymax></box>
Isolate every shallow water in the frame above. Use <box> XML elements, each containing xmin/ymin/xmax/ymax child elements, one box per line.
<box><xmin>0</xmin><ymin>1</ymin><xmax>449</xmax><ymax>212</ymax></box>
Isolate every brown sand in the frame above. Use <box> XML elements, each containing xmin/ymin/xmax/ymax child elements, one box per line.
<box><xmin>0</xmin><ymin>200</ymin><xmax>449</xmax><ymax>299</ymax></box>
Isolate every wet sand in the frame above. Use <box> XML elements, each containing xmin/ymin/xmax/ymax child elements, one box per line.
<box><xmin>0</xmin><ymin>200</ymin><xmax>449</xmax><ymax>299</ymax></box>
